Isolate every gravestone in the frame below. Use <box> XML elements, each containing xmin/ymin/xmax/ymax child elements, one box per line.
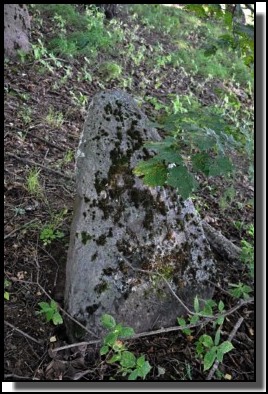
<box><xmin>65</xmin><ymin>90</ymin><xmax>216</xmax><ymax>341</ymax></box>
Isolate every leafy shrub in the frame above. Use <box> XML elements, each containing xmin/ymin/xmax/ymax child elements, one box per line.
<box><xmin>100</xmin><ymin>314</ymin><xmax>152</xmax><ymax>380</ymax></box>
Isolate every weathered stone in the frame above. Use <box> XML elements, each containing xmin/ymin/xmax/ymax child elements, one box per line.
<box><xmin>4</xmin><ymin>4</ymin><xmax>31</xmax><ymax>59</ymax></box>
<box><xmin>65</xmin><ymin>90</ymin><xmax>216</xmax><ymax>341</ymax></box>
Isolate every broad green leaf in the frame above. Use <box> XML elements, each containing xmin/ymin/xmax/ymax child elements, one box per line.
<box><xmin>208</xmin><ymin>156</ymin><xmax>233</xmax><ymax>176</ymax></box>
<box><xmin>193</xmin><ymin>133</ymin><xmax>216</xmax><ymax>151</ymax></box>
<box><xmin>190</xmin><ymin>314</ymin><xmax>199</xmax><ymax>324</ymax></box>
<box><xmin>194</xmin><ymin>296</ymin><xmax>200</xmax><ymax>313</ymax></box>
<box><xmin>120</xmin><ymin>351</ymin><xmax>136</xmax><ymax>369</ymax></box>
<box><xmin>134</xmin><ymin>159</ymin><xmax>167</xmax><ymax>187</ymax></box>
<box><xmin>192</xmin><ymin>153</ymin><xmax>210</xmax><ymax>176</ymax></box>
<box><xmin>104</xmin><ymin>332</ymin><xmax>117</xmax><ymax>346</ymax></box>
<box><xmin>183</xmin><ymin>328</ymin><xmax>192</xmax><ymax>335</ymax></box>
<box><xmin>38</xmin><ymin>302</ymin><xmax>51</xmax><ymax>312</ymax></box>
<box><xmin>218</xmin><ymin>341</ymin><xmax>234</xmax><ymax>354</ymax></box>
<box><xmin>101</xmin><ymin>314</ymin><xmax>116</xmax><ymax>329</ymax></box>
<box><xmin>196</xmin><ymin>341</ymin><xmax>204</xmax><ymax>356</ymax></box>
<box><xmin>218</xmin><ymin>300</ymin><xmax>225</xmax><ymax>312</ymax></box>
<box><xmin>52</xmin><ymin>312</ymin><xmax>63</xmax><ymax>325</ymax></box>
<box><xmin>200</xmin><ymin>334</ymin><xmax>214</xmax><ymax>348</ymax></box>
<box><xmin>205</xmin><ymin>299</ymin><xmax>217</xmax><ymax>308</ymax></box>
<box><xmin>216</xmin><ymin>348</ymin><xmax>224</xmax><ymax>363</ymax></box>
<box><xmin>137</xmin><ymin>360</ymin><xmax>152</xmax><ymax>378</ymax></box>
<box><xmin>204</xmin><ymin>348</ymin><xmax>217</xmax><ymax>371</ymax></box>
<box><xmin>50</xmin><ymin>300</ymin><xmax>58</xmax><ymax>311</ymax></box>
<box><xmin>214</xmin><ymin>327</ymin><xmax>221</xmax><ymax>346</ymax></box>
<box><xmin>45</xmin><ymin>309</ymin><xmax>54</xmax><ymax>322</ymax></box>
<box><xmin>167</xmin><ymin>165</ymin><xmax>197</xmax><ymax>199</ymax></box>
<box><xmin>4</xmin><ymin>279</ymin><xmax>11</xmax><ymax>288</ymax></box>
<box><xmin>156</xmin><ymin>149</ymin><xmax>183</xmax><ymax>165</ymax></box>
<box><xmin>128</xmin><ymin>370</ymin><xmax>138</xmax><ymax>380</ymax></box>
<box><xmin>216</xmin><ymin>316</ymin><xmax>225</xmax><ymax>325</ymax></box>
<box><xmin>100</xmin><ymin>345</ymin><xmax>109</xmax><ymax>355</ymax></box>
<box><xmin>200</xmin><ymin>304</ymin><xmax>213</xmax><ymax>316</ymax></box>
<box><xmin>120</xmin><ymin>326</ymin><xmax>135</xmax><ymax>338</ymax></box>
<box><xmin>177</xmin><ymin>317</ymin><xmax>186</xmax><ymax>327</ymax></box>
<box><xmin>4</xmin><ymin>291</ymin><xmax>10</xmax><ymax>301</ymax></box>
<box><xmin>136</xmin><ymin>355</ymin><xmax>145</xmax><ymax>367</ymax></box>
<box><xmin>113</xmin><ymin>324</ymin><xmax>123</xmax><ymax>334</ymax></box>
<box><xmin>107</xmin><ymin>353</ymin><xmax>121</xmax><ymax>364</ymax></box>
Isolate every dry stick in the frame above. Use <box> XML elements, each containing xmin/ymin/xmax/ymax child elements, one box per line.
<box><xmin>5</xmin><ymin>152</ymin><xmax>75</xmax><ymax>181</ymax></box>
<box><xmin>206</xmin><ymin>317</ymin><xmax>244</xmax><ymax>381</ymax></box>
<box><xmin>51</xmin><ymin>297</ymin><xmax>253</xmax><ymax>354</ymax></box>
<box><xmin>4</xmin><ymin>374</ymin><xmax>38</xmax><ymax>380</ymax></box>
<box><xmin>38</xmin><ymin>245</ymin><xmax>59</xmax><ymax>287</ymax></box>
<box><xmin>6</xmin><ymin>125</ymin><xmax>67</xmax><ymax>152</ymax></box>
<box><xmin>4</xmin><ymin>320</ymin><xmax>43</xmax><ymax>345</ymax></box>
<box><xmin>4</xmin><ymin>218</ymin><xmax>39</xmax><ymax>240</ymax></box>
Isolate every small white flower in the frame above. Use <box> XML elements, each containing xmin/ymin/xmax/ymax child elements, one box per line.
<box><xmin>168</xmin><ymin>163</ymin><xmax>176</xmax><ymax>169</ymax></box>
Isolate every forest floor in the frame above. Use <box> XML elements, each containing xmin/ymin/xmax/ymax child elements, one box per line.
<box><xmin>4</xmin><ymin>4</ymin><xmax>254</xmax><ymax>381</ymax></box>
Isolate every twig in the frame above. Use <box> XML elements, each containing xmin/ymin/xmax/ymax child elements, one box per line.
<box><xmin>4</xmin><ymin>373</ymin><xmax>38</xmax><ymax>380</ymax></box>
<box><xmin>38</xmin><ymin>245</ymin><xmax>59</xmax><ymax>287</ymax></box>
<box><xmin>206</xmin><ymin>317</ymin><xmax>244</xmax><ymax>381</ymax></box>
<box><xmin>4</xmin><ymin>218</ymin><xmax>39</xmax><ymax>240</ymax></box>
<box><xmin>5</xmin><ymin>152</ymin><xmax>75</xmax><ymax>181</ymax></box>
<box><xmin>51</xmin><ymin>298</ymin><xmax>253</xmax><ymax>354</ymax></box>
<box><xmin>6</xmin><ymin>125</ymin><xmax>68</xmax><ymax>152</ymax></box>
<box><xmin>205</xmin><ymin>278</ymin><xmax>236</xmax><ymax>298</ymax></box>
<box><xmin>120</xmin><ymin>255</ymin><xmax>195</xmax><ymax>315</ymax></box>
<box><xmin>4</xmin><ymin>320</ymin><xmax>43</xmax><ymax>345</ymax></box>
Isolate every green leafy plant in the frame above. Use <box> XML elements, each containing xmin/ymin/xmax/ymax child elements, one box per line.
<box><xmin>228</xmin><ymin>282</ymin><xmax>252</xmax><ymax>299</ymax></box>
<box><xmin>70</xmin><ymin>91</ymin><xmax>88</xmax><ymax>110</ymax></box>
<box><xmin>99</xmin><ymin>61</ymin><xmax>122</xmax><ymax>81</ymax></box>
<box><xmin>196</xmin><ymin>332</ymin><xmax>234</xmax><ymax>372</ymax></box>
<box><xmin>240</xmin><ymin>225</ymin><xmax>254</xmax><ymax>278</ymax></box>
<box><xmin>19</xmin><ymin>106</ymin><xmax>32</xmax><ymax>125</ymax></box>
<box><xmin>37</xmin><ymin>300</ymin><xmax>63</xmax><ymax>325</ymax></box>
<box><xmin>4</xmin><ymin>279</ymin><xmax>11</xmax><ymax>301</ymax></box>
<box><xmin>40</xmin><ymin>208</ymin><xmax>68</xmax><ymax>245</ymax></box>
<box><xmin>26</xmin><ymin>168</ymin><xmax>42</xmax><ymax>196</ymax></box>
<box><xmin>40</xmin><ymin>226</ymin><xmax>64</xmax><ymax>246</ymax></box>
<box><xmin>178</xmin><ymin>296</ymin><xmax>233</xmax><ymax>372</ymax></box>
<box><xmin>45</xmin><ymin>107</ymin><xmax>64</xmax><ymax>127</ymax></box>
<box><xmin>100</xmin><ymin>314</ymin><xmax>152</xmax><ymax>380</ymax></box>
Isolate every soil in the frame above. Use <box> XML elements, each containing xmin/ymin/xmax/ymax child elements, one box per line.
<box><xmin>4</xmin><ymin>5</ymin><xmax>254</xmax><ymax>381</ymax></box>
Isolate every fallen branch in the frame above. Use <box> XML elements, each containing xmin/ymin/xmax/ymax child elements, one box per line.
<box><xmin>201</xmin><ymin>220</ymin><xmax>242</xmax><ymax>264</ymax></box>
<box><xmin>206</xmin><ymin>316</ymin><xmax>244</xmax><ymax>380</ymax></box>
<box><xmin>51</xmin><ymin>298</ymin><xmax>253</xmax><ymax>354</ymax></box>
<box><xmin>4</xmin><ymin>218</ymin><xmax>39</xmax><ymax>240</ymax></box>
<box><xmin>5</xmin><ymin>152</ymin><xmax>75</xmax><ymax>181</ymax></box>
<box><xmin>6</xmin><ymin>125</ymin><xmax>68</xmax><ymax>152</ymax></box>
<box><xmin>4</xmin><ymin>320</ymin><xmax>43</xmax><ymax>345</ymax></box>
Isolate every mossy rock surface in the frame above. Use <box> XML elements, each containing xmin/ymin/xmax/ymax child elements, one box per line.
<box><xmin>65</xmin><ymin>90</ymin><xmax>216</xmax><ymax>341</ymax></box>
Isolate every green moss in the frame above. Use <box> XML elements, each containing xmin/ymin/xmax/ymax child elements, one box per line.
<box><xmin>81</xmin><ymin>231</ymin><xmax>92</xmax><ymax>245</ymax></box>
<box><xmin>86</xmin><ymin>303</ymin><xmax>100</xmax><ymax>314</ymax></box>
<box><xmin>143</xmin><ymin>210</ymin><xmax>154</xmax><ymax>230</ymax></box>
<box><xmin>96</xmin><ymin>234</ymin><xmax>107</xmax><ymax>245</ymax></box>
<box><xmin>94</xmin><ymin>280</ymin><xmax>108</xmax><ymax>294</ymax></box>
<box><xmin>91</xmin><ymin>252</ymin><xmax>98</xmax><ymax>261</ymax></box>
<box><xmin>102</xmin><ymin>267</ymin><xmax>115</xmax><ymax>276</ymax></box>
